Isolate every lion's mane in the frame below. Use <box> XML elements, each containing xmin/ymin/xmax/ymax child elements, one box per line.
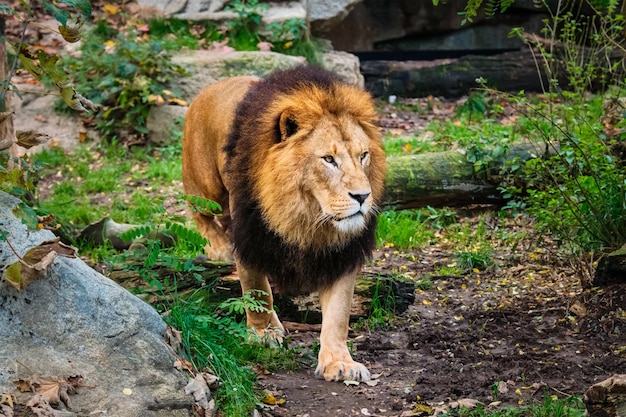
<box><xmin>223</xmin><ymin>66</ymin><xmax>385</xmax><ymax>294</ymax></box>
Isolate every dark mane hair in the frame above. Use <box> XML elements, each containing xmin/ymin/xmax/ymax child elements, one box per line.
<box><xmin>223</xmin><ymin>65</ymin><xmax>340</xmax><ymax>160</ymax></box>
<box><xmin>223</xmin><ymin>65</ymin><xmax>378</xmax><ymax>294</ymax></box>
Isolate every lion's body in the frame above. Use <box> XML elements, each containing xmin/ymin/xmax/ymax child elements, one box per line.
<box><xmin>182</xmin><ymin>65</ymin><xmax>386</xmax><ymax>382</ymax></box>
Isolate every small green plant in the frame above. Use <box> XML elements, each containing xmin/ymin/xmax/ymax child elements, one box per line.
<box><xmin>456</xmin><ymin>244</ymin><xmax>494</xmax><ymax>271</ymax></box>
<box><xmin>61</xmin><ymin>20</ymin><xmax>187</xmax><ymax>141</ymax></box>
<box><xmin>224</xmin><ymin>0</ymin><xmax>268</xmax><ymax>50</ymax></box>
<box><xmin>490</xmin><ymin>379</ymin><xmax>501</xmax><ymax>400</ymax></box>
<box><xmin>167</xmin><ymin>287</ymin><xmax>303</xmax><ymax>416</ymax></box>
<box><xmin>382</xmin><ymin>135</ymin><xmax>446</xmax><ymax>156</ymax></box>
<box><xmin>148</xmin><ymin>18</ymin><xmax>220</xmax><ymax>50</ymax></box>
<box><xmin>501</xmin><ymin>2</ymin><xmax>626</xmax><ymax>253</ymax></box>
<box><xmin>425</xmin><ymin>206</ymin><xmax>457</xmax><ymax>229</ymax></box>
<box><xmin>116</xmin><ymin>210</ymin><xmax>208</xmax><ymax>289</ymax></box>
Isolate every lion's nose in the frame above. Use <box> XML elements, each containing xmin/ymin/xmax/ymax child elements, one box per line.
<box><xmin>349</xmin><ymin>192</ymin><xmax>370</xmax><ymax>205</ymax></box>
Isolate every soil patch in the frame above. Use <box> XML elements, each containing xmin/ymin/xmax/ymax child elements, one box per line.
<box><xmin>257</xmin><ymin>213</ymin><xmax>625</xmax><ymax>417</ymax></box>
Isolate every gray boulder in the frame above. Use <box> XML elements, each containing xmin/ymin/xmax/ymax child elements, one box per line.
<box><xmin>131</xmin><ymin>0</ymin><xmax>362</xmax><ymax>33</ymax></box>
<box><xmin>0</xmin><ymin>192</ymin><xmax>194</xmax><ymax>416</ymax></box>
<box><xmin>150</xmin><ymin>50</ymin><xmax>363</xmax><ymax>145</ymax></box>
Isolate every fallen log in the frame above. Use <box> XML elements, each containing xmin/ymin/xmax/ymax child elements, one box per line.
<box><xmin>362</xmin><ymin>49</ymin><xmax>554</xmax><ymax>98</ymax></box>
<box><xmin>584</xmin><ymin>374</ymin><xmax>626</xmax><ymax>417</ymax></box>
<box><xmin>109</xmin><ymin>261</ymin><xmax>415</xmax><ymax>323</ymax></box>
<box><xmin>382</xmin><ymin>141</ymin><xmax>546</xmax><ymax>209</ymax></box>
<box><xmin>594</xmin><ymin>247</ymin><xmax>626</xmax><ymax>286</ymax></box>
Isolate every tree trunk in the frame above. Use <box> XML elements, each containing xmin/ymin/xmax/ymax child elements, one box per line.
<box><xmin>382</xmin><ymin>141</ymin><xmax>546</xmax><ymax>209</ymax></box>
<box><xmin>0</xmin><ymin>15</ymin><xmax>17</xmax><ymax>152</ymax></box>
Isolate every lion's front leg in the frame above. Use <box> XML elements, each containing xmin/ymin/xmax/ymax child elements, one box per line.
<box><xmin>315</xmin><ymin>272</ymin><xmax>371</xmax><ymax>382</ymax></box>
<box><xmin>237</xmin><ymin>261</ymin><xmax>285</xmax><ymax>344</ymax></box>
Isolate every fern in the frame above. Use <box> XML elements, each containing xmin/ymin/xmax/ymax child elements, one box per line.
<box><xmin>184</xmin><ymin>195</ymin><xmax>222</xmax><ymax>216</ymax></box>
<box><xmin>119</xmin><ymin>225</ymin><xmax>155</xmax><ymax>242</ymax></box>
<box><xmin>166</xmin><ymin>222</ymin><xmax>208</xmax><ymax>249</ymax></box>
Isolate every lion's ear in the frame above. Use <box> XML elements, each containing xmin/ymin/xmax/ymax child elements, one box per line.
<box><xmin>279</xmin><ymin>110</ymin><xmax>299</xmax><ymax>141</ymax></box>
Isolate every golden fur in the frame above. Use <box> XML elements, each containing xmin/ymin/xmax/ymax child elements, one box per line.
<box><xmin>182</xmin><ymin>66</ymin><xmax>386</xmax><ymax>381</ymax></box>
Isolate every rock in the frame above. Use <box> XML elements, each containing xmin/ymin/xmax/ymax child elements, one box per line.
<box><xmin>307</xmin><ymin>0</ymin><xmax>363</xmax><ymax>33</ymax></box>
<box><xmin>320</xmin><ymin>0</ymin><xmax>548</xmax><ymax>52</ymax></box>
<box><xmin>584</xmin><ymin>374</ymin><xmax>626</xmax><ymax>417</ymax></box>
<box><xmin>131</xmin><ymin>0</ymin><xmax>361</xmax><ymax>33</ymax></box>
<box><xmin>320</xmin><ymin>51</ymin><xmax>364</xmax><ymax>87</ymax></box>
<box><xmin>171</xmin><ymin>50</ymin><xmax>306</xmax><ymax>102</ymax></box>
<box><xmin>594</xmin><ymin>247</ymin><xmax>626</xmax><ymax>286</ymax></box>
<box><xmin>146</xmin><ymin>104</ymin><xmax>187</xmax><ymax>146</ymax></box>
<box><xmin>0</xmin><ymin>192</ymin><xmax>194</xmax><ymax>416</ymax></box>
<box><xmin>150</xmin><ymin>50</ymin><xmax>363</xmax><ymax>140</ymax></box>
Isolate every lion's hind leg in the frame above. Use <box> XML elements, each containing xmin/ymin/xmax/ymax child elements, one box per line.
<box><xmin>191</xmin><ymin>210</ymin><xmax>233</xmax><ymax>261</ymax></box>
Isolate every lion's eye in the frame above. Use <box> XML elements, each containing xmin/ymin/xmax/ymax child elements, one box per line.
<box><xmin>360</xmin><ymin>152</ymin><xmax>369</xmax><ymax>162</ymax></box>
<box><xmin>322</xmin><ymin>155</ymin><xmax>336</xmax><ymax>165</ymax></box>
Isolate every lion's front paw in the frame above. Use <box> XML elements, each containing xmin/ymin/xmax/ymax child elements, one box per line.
<box><xmin>315</xmin><ymin>358</ymin><xmax>371</xmax><ymax>382</ymax></box>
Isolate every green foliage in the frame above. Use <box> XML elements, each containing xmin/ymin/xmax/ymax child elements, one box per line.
<box><xmin>441</xmin><ymin>0</ymin><xmax>516</xmax><ymax>25</ymax></box>
<box><xmin>501</xmin><ymin>4</ymin><xmax>626</xmax><ymax>252</ymax></box>
<box><xmin>148</xmin><ymin>18</ymin><xmax>220</xmax><ymax>50</ymax></box>
<box><xmin>36</xmin><ymin>141</ymin><xmax>184</xmax><ymax>230</ymax></box>
<box><xmin>441</xmin><ymin>394</ymin><xmax>585</xmax><ymax>417</ymax></box>
<box><xmin>224</xmin><ymin>0</ymin><xmax>268</xmax><ymax>50</ymax></box>
<box><xmin>184</xmin><ymin>195</ymin><xmax>222</xmax><ymax>216</ymax></box>
<box><xmin>166</xmin><ymin>288</ymin><xmax>302</xmax><ymax>416</ymax></box>
<box><xmin>166</xmin><ymin>291</ymin><xmax>259</xmax><ymax>416</ymax></box>
<box><xmin>456</xmin><ymin>244</ymin><xmax>494</xmax><ymax>271</ymax></box>
<box><xmin>61</xmin><ymin>20</ymin><xmax>186</xmax><ymax>140</ymax></box>
<box><xmin>377</xmin><ymin>207</ymin><xmax>461</xmax><ymax>250</ymax></box>
<box><xmin>2</xmin><ymin>1</ymin><xmax>95</xmax><ymax>114</ymax></box>
<box><xmin>382</xmin><ymin>135</ymin><xmax>448</xmax><ymax>156</ymax></box>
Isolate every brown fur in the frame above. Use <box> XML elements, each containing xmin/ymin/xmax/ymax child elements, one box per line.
<box><xmin>182</xmin><ymin>65</ymin><xmax>386</xmax><ymax>381</ymax></box>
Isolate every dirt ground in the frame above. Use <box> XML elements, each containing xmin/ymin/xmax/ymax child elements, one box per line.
<box><xmin>257</xmin><ymin>226</ymin><xmax>625</xmax><ymax>417</ymax></box>
<box><xmin>253</xmin><ymin>99</ymin><xmax>626</xmax><ymax>417</ymax></box>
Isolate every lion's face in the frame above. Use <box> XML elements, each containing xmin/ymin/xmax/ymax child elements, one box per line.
<box><xmin>255</xmin><ymin>102</ymin><xmax>386</xmax><ymax>250</ymax></box>
<box><xmin>304</xmin><ymin>115</ymin><xmax>375</xmax><ymax>234</ymax></box>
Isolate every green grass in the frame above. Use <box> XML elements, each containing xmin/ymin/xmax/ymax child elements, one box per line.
<box><xmin>442</xmin><ymin>394</ymin><xmax>585</xmax><ymax>417</ymax></box>
<box><xmin>165</xmin><ymin>288</ymin><xmax>304</xmax><ymax>416</ymax></box>
<box><xmin>376</xmin><ymin>209</ymin><xmax>435</xmax><ymax>249</ymax></box>
<box><xmin>35</xmin><ymin>143</ymin><xmax>182</xmax><ymax>228</ymax></box>
<box><xmin>382</xmin><ymin>134</ymin><xmax>447</xmax><ymax>156</ymax></box>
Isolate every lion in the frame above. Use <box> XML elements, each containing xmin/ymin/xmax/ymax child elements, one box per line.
<box><xmin>182</xmin><ymin>65</ymin><xmax>386</xmax><ymax>382</ymax></box>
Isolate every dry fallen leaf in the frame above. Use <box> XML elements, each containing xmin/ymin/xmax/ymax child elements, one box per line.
<box><xmin>0</xmin><ymin>111</ymin><xmax>13</xmax><ymax>124</ymax></box>
<box><xmin>184</xmin><ymin>374</ymin><xmax>211</xmax><ymax>410</ymax></box>
<box><xmin>29</xmin><ymin>374</ymin><xmax>83</xmax><ymax>409</ymax></box>
<box><xmin>0</xmin><ymin>393</ymin><xmax>14</xmax><ymax>417</ymax></box>
<box><xmin>3</xmin><ymin>238</ymin><xmax>77</xmax><ymax>291</ymax></box>
<box><xmin>16</xmin><ymin>130</ymin><xmax>51</xmax><ymax>149</ymax></box>
<box><xmin>24</xmin><ymin>394</ymin><xmax>61</xmax><ymax>416</ymax></box>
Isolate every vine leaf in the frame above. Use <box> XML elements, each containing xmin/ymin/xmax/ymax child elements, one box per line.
<box><xmin>3</xmin><ymin>238</ymin><xmax>77</xmax><ymax>290</ymax></box>
<box><xmin>59</xmin><ymin>16</ymin><xmax>85</xmax><ymax>43</ymax></box>
<box><xmin>8</xmin><ymin>43</ymin><xmax>98</xmax><ymax>112</ymax></box>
